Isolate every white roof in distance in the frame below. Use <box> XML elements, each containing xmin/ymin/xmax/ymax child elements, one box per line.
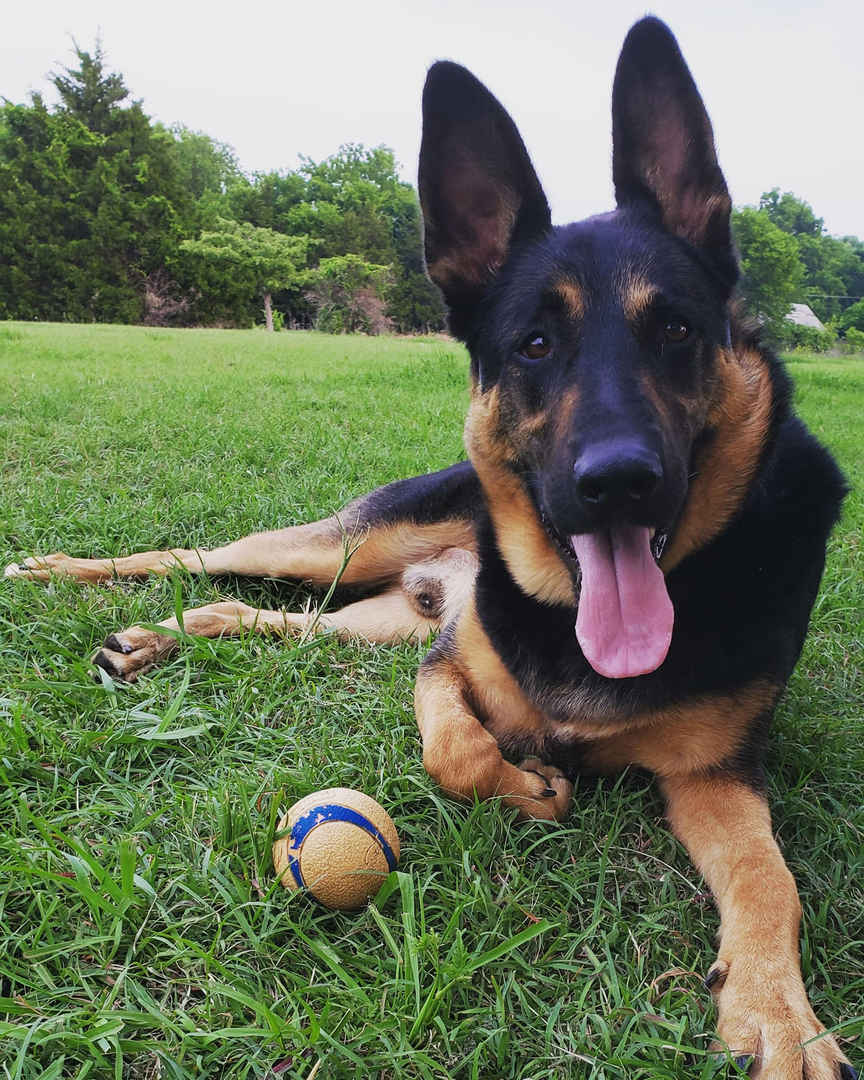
<box><xmin>787</xmin><ymin>304</ymin><xmax>826</xmax><ymax>330</ymax></box>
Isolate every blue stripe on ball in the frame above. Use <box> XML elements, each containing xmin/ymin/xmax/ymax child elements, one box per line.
<box><xmin>287</xmin><ymin>803</ymin><xmax>398</xmax><ymax>890</ymax></box>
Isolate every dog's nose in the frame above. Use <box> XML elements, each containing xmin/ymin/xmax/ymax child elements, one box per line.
<box><xmin>573</xmin><ymin>444</ymin><xmax>663</xmax><ymax>511</ymax></box>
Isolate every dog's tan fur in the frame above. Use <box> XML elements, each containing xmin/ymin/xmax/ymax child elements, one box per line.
<box><xmin>8</xmin><ymin>540</ymin><xmax>477</xmax><ymax>682</ymax></box>
<box><xmin>662</xmin><ymin>338</ymin><xmax>776</xmax><ymax>574</ymax></box>
<box><xmin>664</xmin><ymin>775</ymin><xmax>844</xmax><ymax>1077</ymax></box>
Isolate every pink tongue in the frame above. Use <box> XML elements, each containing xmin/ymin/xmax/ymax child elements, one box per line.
<box><xmin>571</xmin><ymin>525</ymin><xmax>674</xmax><ymax>679</ymax></box>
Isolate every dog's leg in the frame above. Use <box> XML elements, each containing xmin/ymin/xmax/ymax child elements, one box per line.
<box><xmin>5</xmin><ymin>516</ymin><xmax>473</xmax><ymax>587</ymax></box>
<box><xmin>661</xmin><ymin>774</ymin><xmax>853</xmax><ymax>1079</ymax></box>
<box><xmin>93</xmin><ymin>601</ymin><xmax>294</xmax><ymax>682</ymax></box>
<box><xmin>414</xmin><ymin>645</ymin><xmax>573</xmax><ymax>821</ymax></box>
<box><xmin>93</xmin><ymin>586</ymin><xmax>446</xmax><ymax>682</ymax></box>
<box><xmin>6</xmin><ymin>464</ymin><xmax>480</xmax><ymax>587</ymax></box>
<box><xmin>4</xmin><ymin>521</ymin><xmax>342</xmax><ymax>585</ymax></box>
<box><xmin>93</xmin><ymin>547</ymin><xmax>480</xmax><ymax>682</ymax></box>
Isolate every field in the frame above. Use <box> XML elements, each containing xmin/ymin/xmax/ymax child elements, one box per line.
<box><xmin>1</xmin><ymin>323</ymin><xmax>862</xmax><ymax>1080</ymax></box>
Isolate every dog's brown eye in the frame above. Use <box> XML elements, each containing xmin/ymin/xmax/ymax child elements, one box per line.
<box><xmin>664</xmin><ymin>319</ymin><xmax>691</xmax><ymax>344</ymax></box>
<box><xmin>519</xmin><ymin>334</ymin><xmax>551</xmax><ymax>360</ymax></box>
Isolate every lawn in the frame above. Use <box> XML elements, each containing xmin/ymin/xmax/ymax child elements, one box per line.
<box><xmin>1</xmin><ymin>323</ymin><xmax>862</xmax><ymax>1080</ymax></box>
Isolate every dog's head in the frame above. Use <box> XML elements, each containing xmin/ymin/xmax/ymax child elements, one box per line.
<box><xmin>420</xmin><ymin>18</ymin><xmax>774</xmax><ymax>681</ymax></box>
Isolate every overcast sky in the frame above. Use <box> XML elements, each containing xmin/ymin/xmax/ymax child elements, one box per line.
<box><xmin>4</xmin><ymin>0</ymin><xmax>863</xmax><ymax>238</ymax></box>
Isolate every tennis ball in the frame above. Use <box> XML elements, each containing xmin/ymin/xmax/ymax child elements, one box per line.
<box><xmin>273</xmin><ymin>787</ymin><xmax>400</xmax><ymax>910</ymax></box>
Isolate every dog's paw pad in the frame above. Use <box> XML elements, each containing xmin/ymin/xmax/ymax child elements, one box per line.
<box><xmin>518</xmin><ymin>757</ymin><xmax>568</xmax><ymax>784</ymax></box>
<box><xmin>512</xmin><ymin>757</ymin><xmax>573</xmax><ymax>820</ymax></box>
<box><xmin>519</xmin><ymin>756</ymin><xmax>545</xmax><ymax>772</ymax></box>
<box><xmin>5</xmin><ymin>559</ymin><xmax>40</xmax><ymax>578</ymax></box>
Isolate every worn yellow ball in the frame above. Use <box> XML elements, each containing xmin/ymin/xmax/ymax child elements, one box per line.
<box><xmin>273</xmin><ymin>788</ymin><xmax>400</xmax><ymax>910</ymax></box>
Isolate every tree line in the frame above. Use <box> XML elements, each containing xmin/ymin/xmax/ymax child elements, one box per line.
<box><xmin>1</xmin><ymin>43</ymin><xmax>862</xmax><ymax>344</ymax></box>
<box><xmin>0</xmin><ymin>42</ymin><xmax>444</xmax><ymax>333</ymax></box>
<box><xmin>732</xmin><ymin>192</ymin><xmax>864</xmax><ymax>350</ymax></box>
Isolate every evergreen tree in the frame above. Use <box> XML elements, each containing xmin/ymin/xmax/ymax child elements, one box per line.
<box><xmin>0</xmin><ymin>41</ymin><xmax>202</xmax><ymax>322</ymax></box>
<box><xmin>51</xmin><ymin>38</ymin><xmax>129</xmax><ymax>135</ymax></box>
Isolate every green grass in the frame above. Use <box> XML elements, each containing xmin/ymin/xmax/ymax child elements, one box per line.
<box><xmin>1</xmin><ymin>324</ymin><xmax>862</xmax><ymax>1079</ymax></box>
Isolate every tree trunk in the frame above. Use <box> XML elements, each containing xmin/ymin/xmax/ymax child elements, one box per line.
<box><xmin>263</xmin><ymin>291</ymin><xmax>274</xmax><ymax>332</ymax></box>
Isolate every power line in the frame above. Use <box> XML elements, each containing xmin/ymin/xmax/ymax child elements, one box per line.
<box><xmin>803</xmin><ymin>294</ymin><xmax>863</xmax><ymax>301</ymax></box>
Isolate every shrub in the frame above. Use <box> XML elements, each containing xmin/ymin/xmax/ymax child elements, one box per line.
<box><xmin>789</xmin><ymin>323</ymin><xmax>835</xmax><ymax>353</ymax></box>
<box><xmin>842</xmin><ymin>327</ymin><xmax>864</xmax><ymax>354</ymax></box>
<box><xmin>307</xmin><ymin>255</ymin><xmax>394</xmax><ymax>335</ymax></box>
<box><xmin>839</xmin><ymin>299</ymin><xmax>864</xmax><ymax>335</ymax></box>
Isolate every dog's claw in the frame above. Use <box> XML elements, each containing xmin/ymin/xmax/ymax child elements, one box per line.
<box><xmin>514</xmin><ymin>757</ymin><xmax>573</xmax><ymax>820</ymax></box>
<box><xmin>732</xmin><ymin>1056</ymin><xmax>752</xmax><ymax>1074</ymax></box>
<box><xmin>703</xmin><ymin>961</ymin><xmax>729</xmax><ymax>992</ymax></box>
<box><xmin>838</xmin><ymin>1065</ymin><xmax>857</xmax><ymax>1080</ymax></box>
<box><xmin>104</xmin><ymin>633</ymin><xmax>132</xmax><ymax>655</ymax></box>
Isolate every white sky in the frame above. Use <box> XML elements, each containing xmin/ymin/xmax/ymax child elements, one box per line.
<box><xmin>4</xmin><ymin>0</ymin><xmax>863</xmax><ymax>238</ymax></box>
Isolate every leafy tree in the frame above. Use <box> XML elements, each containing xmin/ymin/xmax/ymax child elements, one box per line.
<box><xmin>795</xmin><ymin>233</ymin><xmax>862</xmax><ymax>323</ymax></box>
<box><xmin>296</xmin><ymin>147</ymin><xmax>444</xmax><ymax>330</ymax></box>
<box><xmin>758</xmin><ymin>190</ymin><xmax>864</xmax><ymax>323</ymax></box>
<box><xmin>171</xmin><ymin>125</ymin><xmax>241</xmax><ymax>201</ymax></box>
<box><xmin>731</xmin><ymin>208</ymin><xmax>804</xmax><ymax>339</ymax></box>
<box><xmin>760</xmin><ymin>189</ymin><xmax>823</xmax><ymax>237</ymax></box>
<box><xmin>840</xmin><ymin>236</ymin><xmax>864</xmax><ymax>301</ymax></box>
<box><xmin>843</xmin><ymin>327</ymin><xmax>864</xmax><ymax>353</ymax></box>
<box><xmin>224</xmin><ymin>169</ymin><xmax>307</xmax><ymax>233</ymax></box>
<box><xmin>386</xmin><ymin>181</ymin><xmax>447</xmax><ymax>333</ymax></box>
<box><xmin>181</xmin><ymin>219</ymin><xmax>308</xmax><ymax>330</ymax></box>
<box><xmin>229</xmin><ymin>145</ymin><xmax>445</xmax><ymax>332</ymax></box>
<box><xmin>787</xmin><ymin>324</ymin><xmax>834</xmax><ymax>353</ymax></box>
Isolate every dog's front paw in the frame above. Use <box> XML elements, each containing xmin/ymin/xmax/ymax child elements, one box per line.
<box><xmin>508</xmin><ymin>757</ymin><xmax>573</xmax><ymax>821</ymax></box>
<box><xmin>92</xmin><ymin>626</ymin><xmax>178</xmax><ymax>683</ymax></box>
<box><xmin>706</xmin><ymin>957</ymin><xmax>855</xmax><ymax>1079</ymax></box>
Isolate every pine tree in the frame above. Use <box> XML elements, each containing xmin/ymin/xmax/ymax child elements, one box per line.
<box><xmin>51</xmin><ymin>38</ymin><xmax>129</xmax><ymax>134</ymax></box>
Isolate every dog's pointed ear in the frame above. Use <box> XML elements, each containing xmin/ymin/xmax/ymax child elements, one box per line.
<box><xmin>612</xmin><ymin>18</ymin><xmax>735</xmax><ymax>280</ymax></box>
<box><xmin>420</xmin><ymin>62</ymin><xmax>551</xmax><ymax>336</ymax></box>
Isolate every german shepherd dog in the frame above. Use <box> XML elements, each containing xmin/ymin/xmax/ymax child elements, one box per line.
<box><xmin>8</xmin><ymin>18</ymin><xmax>853</xmax><ymax>1078</ymax></box>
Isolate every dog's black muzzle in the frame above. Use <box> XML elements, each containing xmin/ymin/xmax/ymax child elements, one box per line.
<box><xmin>540</xmin><ymin>433</ymin><xmax>683</xmax><ymax>538</ymax></box>
<box><xmin>573</xmin><ymin>441</ymin><xmax>664</xmax><ymax>517</ymax></box>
